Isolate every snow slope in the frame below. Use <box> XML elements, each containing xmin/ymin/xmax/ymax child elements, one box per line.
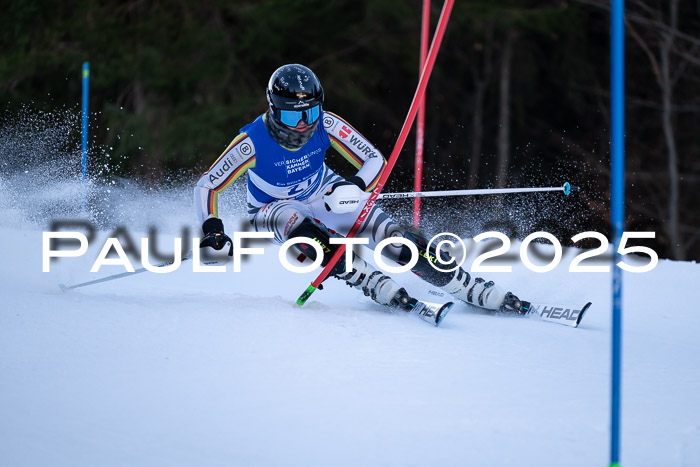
<box><xmin>1</xmin><ymin>181</ymin><xmax>699</xmax><ymax>467</ymax></box>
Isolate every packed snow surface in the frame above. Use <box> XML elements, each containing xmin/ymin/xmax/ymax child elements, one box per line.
<box><xmin>1</xmin><ymin>179</ymin><xmax>699</xmax><ymax>467</ymax></box>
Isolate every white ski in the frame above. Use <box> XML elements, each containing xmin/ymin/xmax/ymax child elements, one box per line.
<box><xmin>409</xmin><ymin>299</ymin><xmax>453</xmax><ymax>327</ymax></box>
<box><xmin>523</xmin><ymin>301</ymin><xmax>592</xmax><ymax>328</ymax></box>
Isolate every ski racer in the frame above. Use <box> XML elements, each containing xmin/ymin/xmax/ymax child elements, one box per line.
<box><xmin>194</xmin><ymin>64</ymin><xmax>523</xmax><ymax>325</ymax></box>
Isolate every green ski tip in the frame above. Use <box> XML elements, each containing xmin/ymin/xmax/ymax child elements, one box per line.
<box><xmin>296</xmin><ymin>283</ymin><xmax>318</xmax><ymax>307</ymax></box>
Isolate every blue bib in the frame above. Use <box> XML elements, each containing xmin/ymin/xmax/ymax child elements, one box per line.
<box><xmin>242</xmin><ymin>114</ymin><xmax>330</xmax><ymax>204</ymax></box>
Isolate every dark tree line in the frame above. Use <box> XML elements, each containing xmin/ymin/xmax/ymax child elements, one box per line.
<box><xmin>1</xmin><ymin>0</ymin><xmax>699</xmax><ymax>260</ymax></box>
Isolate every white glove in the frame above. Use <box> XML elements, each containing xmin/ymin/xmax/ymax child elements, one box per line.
<box><xmin>323</xmin><ymin>180</ymin><xmax>369</xmax><ymax>214</ymax></box>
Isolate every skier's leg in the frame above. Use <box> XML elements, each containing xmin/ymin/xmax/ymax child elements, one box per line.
<box><xmin>288</xmin><ymin>216</ymin><xmax>406</xmax><ymax>307</ymax></box>
<box><xmin>396</xmin><ymin>230</ymin><xmax>524</xmax><ymax>313</ymax></box>
<box><xmin>284</xmin><ymin>213</ymin><xmax>452</xmax><ymax>325</ymax></box>
<box><xmin>250</xmin><ymin>199</ymin><xmax>407</xmax><ymax>307</ymax></box>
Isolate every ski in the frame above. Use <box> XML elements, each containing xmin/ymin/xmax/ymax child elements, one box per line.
<box><xmin>521</xmin><ymin>300</ymin><xmax>592</xmax><ymax>328</ymax></box>
<box><xmin>420</xmin><ymin>286</ymin><xmax>590</xmax><ymax>328</ymax></box>
<box><xmin>389</xmin><ymin>287</ymin><xmax>453</xmax><ymax>327</ymax></box>
<box><xmin>407</xmin><ymin>298</ymin><xmax>453</xmax><ymax>327</ymax></box>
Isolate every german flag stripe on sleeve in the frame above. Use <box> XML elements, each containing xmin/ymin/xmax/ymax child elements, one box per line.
<box><xmin>205</xmin><ymin>133</ymin><xmax>248</xmax><ymax>173</ymax></box>
<box><xmin>330</xmin><ymin>136</ymin><xmax>363</xmax><ymax>169</ymax></box>
<box><xmin>207</xmin><ymin>154</ymin><xmax>255</xmax><ymax>217</ymax></box>
<box><xmin>365</xmin><ymin>161</ymin><xmax>385</xmax><ymax>190</ymax></box>
<box><xmin>208</xmin><ymin>190</ymin><xmax>218</xmax><ymax>218</ymax></box>
<box><xmin>213</xmin><ymin>155</ymin><xmax>255</xmax><ymax>193</ymax></box>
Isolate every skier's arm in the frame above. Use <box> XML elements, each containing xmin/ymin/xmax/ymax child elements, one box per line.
<box><xmin>324</xmin><ymin>111</ymin><xmax>386</xmax><ymax>192</ymax></box>
<box><xmin>194</xmin><ymin>133</ymin><xmax>256</xmax><ymax>225</ymax></box>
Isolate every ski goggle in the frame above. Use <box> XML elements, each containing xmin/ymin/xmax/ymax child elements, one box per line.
<box><xmin>276</xmin><ymin>105</ymin><xmax>321</xmax><ymax>127</ymax></box>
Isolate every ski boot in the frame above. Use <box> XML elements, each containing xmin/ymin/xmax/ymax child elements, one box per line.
<box><xmin>442</xmin><ymin>270</ymin><xmax>506</xmax><ymax>310</ymax></box>
<box><xmin>336</xmin><ymin>255</ymin><xmax>453</xmax><ymax>327</ymax></box>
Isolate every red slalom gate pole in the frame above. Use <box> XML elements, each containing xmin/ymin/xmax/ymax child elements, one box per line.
<box><xmin>296</xmin><ymin>0</ymin><xmax>455</xmax><ymax>306</ymax></box>
<box><xmin>413</xmin><ymin>0</ymin><xmax>431</xmax><ymax>229</ymax></box>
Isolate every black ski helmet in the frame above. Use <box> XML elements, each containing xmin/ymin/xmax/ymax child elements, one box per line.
<box><xmin>266</xmin><ymin>64</ymin><xmax>324</xmax><ymax>116</ymax></box>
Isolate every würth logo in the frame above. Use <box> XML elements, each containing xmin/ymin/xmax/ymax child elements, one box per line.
<box><xmin>339</xmin><ymin>125</ymin><xmax>352</xmax><ymax>139</ymax></box>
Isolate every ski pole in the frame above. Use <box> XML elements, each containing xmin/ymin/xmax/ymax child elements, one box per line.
<box><xmin>58</xmin><ymin>251</ymin><xmax>225</xmax><ymax>291</ymax></box>
<box><xmin>295</xmin><ymin>0</ymin><xmax>455</xmax><ymax>307</ymax></box>
<box><xmin>58</xmin><ymin>252</ymin><xmax>194</xmax><ymax>291</ymax></box>
<box><xmin>378</xmin><ymin>182</ymin><xmax>578</xmax><ymax>199</ymax></box>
